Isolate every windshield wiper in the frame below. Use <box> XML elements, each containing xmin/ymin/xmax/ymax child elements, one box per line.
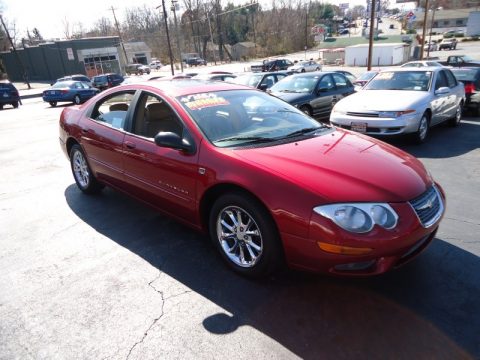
<box><xmin>279</xmin><ymin>89</ymin><xmax>299</xmax><ymax>93</ymax></box>
<box><xmin>215</xmin><ymin>136</ymin><xmax>275</xmax><ymax>144</ymax></box>
<box><xmin>282</xmin><ymin>126</ymin><xmax>326</xmax><ymax>138</ymax></box>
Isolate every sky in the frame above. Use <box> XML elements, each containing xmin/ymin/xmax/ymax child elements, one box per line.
<box><xmin>0</xmin><ymin>0</ymin><xmax>412</xmax><ymax>40</ymax></box>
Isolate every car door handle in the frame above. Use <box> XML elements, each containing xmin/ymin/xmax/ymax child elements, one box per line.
<box><xmin>81</xmin><ymin>128</ymin><xmax>92</xmax><ymax>134</ymax></box>
<box><xmin>125</xmin><ymin>141</ymin><xmax>136</xmax><ymax>149</ymax></box>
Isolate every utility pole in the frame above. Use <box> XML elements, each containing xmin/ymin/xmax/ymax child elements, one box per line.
<box><xmin>0</xmin><ymin>14</ymin><xmax>31</xmax><ymax>89</ymax></box>
<box><xmin>204</xmin><ymin>1</ymin><xmax>217</xmax><ymax>65</ymax></box>
<box><xmin>419</xmin><ymin>0</ymin><xmax>430</xmax><ymax>60</ymax></box>
<box><xmin>157</xmin><ymin>1</ymin><xmax>175</xmax><ymax>75</ymax></box>
<box><xmin>367</xmin><ymin>0</ymin><xmax>376</xmax><ymax>70</ymax></box>
<box><xmin>171</xmin><ymin>0</ymin><xmax>184</xmax><ymax>72</ymax></box>
<box><xmin>427</xmin><ymin>2</ymin><xmax>436</xmax><ymax>59</ymax></box>
<box><xmin>109</xmin><ymin>6</ymin><xmax>129</xmax><ymax>68</ymax></box>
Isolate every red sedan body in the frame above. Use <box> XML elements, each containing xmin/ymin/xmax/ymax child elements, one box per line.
<box><xmin>59</xmin><ymin>80</ymin><xmax>445</xmax><ymax>276</ymax></box>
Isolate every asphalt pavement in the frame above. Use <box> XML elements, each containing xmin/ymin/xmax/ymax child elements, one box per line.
<box><xmin>0</xmin><ymin>93</ymin><xmax>479</xmax><ymax>359</ymax></box>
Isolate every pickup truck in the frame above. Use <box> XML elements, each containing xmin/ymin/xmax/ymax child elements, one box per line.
<box><xmin>439</xmin><ymin>55</ymin><xmax>480</xmax><ymax>67</ymax></box>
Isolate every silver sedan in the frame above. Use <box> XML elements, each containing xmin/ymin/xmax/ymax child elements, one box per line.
<box><xmin>288</xmin><ymin>60</ymin><xmax>322</xmax><ymax>73</ymax></box>
<box><xmin>330</xmin><ymin>67</ymin><xmax>465</xmax><ymax>143</ymax></box>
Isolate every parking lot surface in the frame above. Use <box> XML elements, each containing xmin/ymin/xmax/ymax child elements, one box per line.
<box><xmin>0</xmin><ymin>95</ymin><xmax>479</xmax><ymax>359</ymax></box>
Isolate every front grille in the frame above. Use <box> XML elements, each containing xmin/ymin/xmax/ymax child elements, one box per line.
<box><xmin>346</xmin><ymin>112</ymin><xmax>379</xmax><ymax>118</ymax></box>
<box><xmin>409</xmin><ymin>186</ymin><xmax>444</xmax><ymax>228</ymax></box>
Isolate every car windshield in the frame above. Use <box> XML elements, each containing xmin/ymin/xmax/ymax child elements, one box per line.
<box><xmin>178</xmin><ymin>90</ymin><xmax>329</xmax><ymax>147</ymax></box>
<box><xmin>462</xmin><ymin>55</ymin><xmax>475</xmax><ymax>62</ymax></box>
<box><xmin>52</xmin><ymin>81</ymin><xmax>72</xmax><ymax>89</ymax></box>
<box><xmin>364</xmin><ymin>71</ymin><xmax>432</xmax><ymax>91</ymax></box>
<box><xmin>357</xmin><ymin>71</ymin><xmax>377</xmax><ymax>81</ymax></box>
<box><xmin>452</xmin><ymin>69</ymin><xmax>478</xmax><ymax>81</ymax></box>
<box><xmin>230</xmin><ymin>74</ymin><xmax>264</xmax><ymax>87</ymax></box>
<box><xmin>269</xmin><ymin>75</ymin><xmax>317</xmax><ymax>93</ymax></box>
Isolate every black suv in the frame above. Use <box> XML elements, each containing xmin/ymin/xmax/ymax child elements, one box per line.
<box><xmin>0</xmin><ymin>81</ymin><xmax>20</xmax><ymax>110</ymax></box>
<box><xmin>91</xmin><ymin>73</ymin><xmax>124</xmax><ymax>91</ymax></box>
<box><xmin>186</xmin><ymin>57</ymin><xmax>207</xmax><ymax>66</ymax></box>
<box><xmin>251</xmin><ymin>58</ymin><xmax>294</xmax><ymax>72</ymax></box>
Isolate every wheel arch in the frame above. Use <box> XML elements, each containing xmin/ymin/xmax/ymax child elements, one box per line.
<box><xmin>199</xmin><ymin>183</ymin><xmax>278</xmax><ymax>235</ymax></box>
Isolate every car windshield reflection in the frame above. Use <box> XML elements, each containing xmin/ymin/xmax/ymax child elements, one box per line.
<box><xmin>364</xmin><ymin>71</ymin><xmax>432</xmax><ymax>91</ymax></box>
<box><xmin>269</xmin><ymin>76</ymin><xmax>317</xmax><ymax>93</ymax></box>
<box><xmin>178</xmin><ymin>90</ymin><xmax>329</xmax><ymax>147</ymax></box>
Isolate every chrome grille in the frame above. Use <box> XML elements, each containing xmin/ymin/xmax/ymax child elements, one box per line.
<box><xmin>409</xmin><ymin>186</ymin><xmax>444</xmax><ymax>228</ymax></box>
<box><xmin>346</xmin><ymin>112</ymin><xmax>379</xmax><ymax>118</ymax></box>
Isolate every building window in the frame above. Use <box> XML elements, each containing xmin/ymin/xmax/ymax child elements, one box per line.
<box><xmin>456</xmin><ymin>19</ymin><xmax>464</xmax><ymax>25</ymax></box>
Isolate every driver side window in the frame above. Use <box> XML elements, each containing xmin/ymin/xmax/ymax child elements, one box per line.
<box><xmin>131</xmin><ymin>93</ymin><xmax>183</xmax><ymax>139</ymax></box>
<box><xmin>318</xmin><ymin>75</ymin><xmax>335</xmax><ymax>91</ymax></box>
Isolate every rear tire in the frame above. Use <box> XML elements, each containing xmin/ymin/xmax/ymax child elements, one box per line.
<box><xmin>12</xmin><ymin>101</ymin><xmax>19</xmax><ymax>108</ymax></box>
<box><xmin>209</xmin><ymin>192</ymin><xmax>283</xmax><ymax>278</ymax></box>
<box><xmin>448</xmin><ymin>102</ymin><xmax>462</xmax><ymax>127</ymax></box>
<box><xmin>70</xmin><ymin>144</ymin><xmax>104</xmax><ymax>194</ymax></box>
<box><xmin>49</xmin><ymin>101</ymin><xmax>57</xmax><ymax>107</ymax></box>
<box><xmin>73</xmin><ymin>95</ymin><xmax>81</xmax><ymax>105</ymax></box>
<box><xmin>299</xmin><ymin>105</ymin><xmax>312</xmax><ymax>116</ymax></box>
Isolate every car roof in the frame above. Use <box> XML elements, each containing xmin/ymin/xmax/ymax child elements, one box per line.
<box><xmin>119</xmin><ymin>79</ymin><xmax>252</xmax><ymax>97</ymax></box>
<box><xmin>380</xmin><ymin>67</ymin><xmax>442</xmax><ymax>72</ymax></box>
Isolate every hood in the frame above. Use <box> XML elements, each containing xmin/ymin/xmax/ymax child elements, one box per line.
<box><xmin>271</xmin><ymin>91</ymin><xmax>312</xmax><ymax>104</ymax></box>
<box><xmin>335</xmin><ymin>90</ymin><xmax>429</xmax><ymax>111</ymax></box>
<box><xmin>234</xmin><ymin>129</ymin><xmax>430</xmax><ymax>203</ymax></box>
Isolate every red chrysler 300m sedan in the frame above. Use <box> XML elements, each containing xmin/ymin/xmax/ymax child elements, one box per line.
<box><xmin>59</xmin><ymin>80</ymin><xmax>445</xmax><ymax>277</ymax></box>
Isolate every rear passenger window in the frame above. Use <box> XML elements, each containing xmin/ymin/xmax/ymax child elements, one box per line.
<box><xmin>332</xmin><ymin>73</ymin><xmax>348</xmax><ymax>89</ymax></box>
<box><xmin>90</xmin><ymin>91</ymin><xmax>135</xmax><ymax>130</ymax></box>
<box><xmin>444</xmin><ymin>70</ymin><xmax>457</xmax><ymax>88</ymax></box>
<box><xmin>435</xmin><ymin>71</ymin><xmax>448</xmax><ymax>90</ymax></box>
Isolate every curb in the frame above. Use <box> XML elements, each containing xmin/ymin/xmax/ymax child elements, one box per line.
<box><xmin>20</xmin><ymin>93</ymin><xmax>43</xmax><ymax>100</ymax></box>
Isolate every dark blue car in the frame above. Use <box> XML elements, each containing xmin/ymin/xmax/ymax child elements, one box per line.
<box><xmin>0</xmin><ymin>81</ymin><xmax>20</xmax><ymax>110</ymax></box>
<box><xmin>269</xmin><ymin>71</ymin><xmax>355</xmax><ymax>121</ymax></box>
<box><xmin>42</xmin><ymin>81</ymin><xmax>99</xmax><ymax>107</ymax></box>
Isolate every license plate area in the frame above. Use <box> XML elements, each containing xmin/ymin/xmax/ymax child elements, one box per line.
<box><xmin>351</xmin><ymin>122</ymin><xmax>367</xmax><ymax>133</ymax></box>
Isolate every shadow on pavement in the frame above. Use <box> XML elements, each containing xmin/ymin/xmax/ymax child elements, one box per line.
<box><xmin>65</xmin><ymin>184</ymin><xmax>479</xmax><ymax>359</ymax></box>
<box><xmin>387</xmin><ymin>120</ymin><xmax>480</xmax><ymax>159</ymax></box>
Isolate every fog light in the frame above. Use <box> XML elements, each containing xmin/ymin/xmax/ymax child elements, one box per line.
<box><xmin>317</xmin><ymin>242</ymin><xmax>373</xmax><ymax>255</ymax></box>
<box><xmin>334</xmin><ymin>260</ymin><xmax>376</xmax><ymax>271</ymax></box>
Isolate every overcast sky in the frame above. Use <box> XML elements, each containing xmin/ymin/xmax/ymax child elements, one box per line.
<box><xmin>1</xmin><ymin>0</ymin><xmax>413</xmax><ymax>40</ymax></box>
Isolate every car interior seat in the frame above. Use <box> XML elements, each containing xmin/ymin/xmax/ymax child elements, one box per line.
<box><xmin>144</xmin><ymin>102</ymin><xmax>182</xmax><ymax>138</ymax></box>
<box><xmin>109</xmin><ymin>103</ymin><xmax>129</xmax><ymax>112</ymax></box>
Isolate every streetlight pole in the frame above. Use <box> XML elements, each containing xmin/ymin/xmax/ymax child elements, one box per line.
<box><xmin>171</xmin><ymin>0</ymin><xmax>184</xmax><ymax>72</ymax></box>
<box><xmin>157</xmin><ymin>1</ymin><xmax>175</xmax><ymax>75</ymax></box>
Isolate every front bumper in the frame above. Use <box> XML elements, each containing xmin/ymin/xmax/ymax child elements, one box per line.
<box><xmin>330</xmin><ymin>112</ymin><xmax>421</xmax><ymax>136</ymax></box>
<box><xmin>281</xmin><ymin>187</ymin><xmax>445</xmax><ymax>276</ymax></box>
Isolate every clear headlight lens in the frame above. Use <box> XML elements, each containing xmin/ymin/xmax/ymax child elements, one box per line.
<box><xmin>378</xmin><ymin>110</ymin><xmax>416</xmax><ymax>118</ymax></box>
<box><xmin>332</xmin><ymin>107</ymin><xmax>346</xmax><ymax>115</ymax></box>
<box><xmin>314</xmin><ymin>203</ymin><xmax>399</xmax><ymax>234</ymax></box>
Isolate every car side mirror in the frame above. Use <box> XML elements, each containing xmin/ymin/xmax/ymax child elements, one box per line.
<box><xmin>154</xmin><ymin>132</ymin><xmax>195</xmax><ymax>154</ymax></box>
<box><xmin>435</xmin><ymin>86</ymin><xmax>450</xmax><ymax>95</ymax></box>
<box><xmin>259</xmin><ymin>84</ymin><xmax>268</xmax><ymax>91</ymax></box>
<box><xmin>317</xmin><ymin>87</ymin><xmax>329</xmax><ymax>94</ymax></box>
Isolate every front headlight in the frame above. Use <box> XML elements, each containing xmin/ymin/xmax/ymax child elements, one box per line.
<box><xmin>314</xmin><ymin>203</ymin><xmax>398</xmax><ymax>234</ymax></box>
<box><xmin>378</xmin><ymin>110</ymin><xmax>416</xmax><ymax>118</ymax></box>
<box><xmin>332</xmin><ymin>107</ymin><xmax>346</xmax><ymax>115</ymax></box>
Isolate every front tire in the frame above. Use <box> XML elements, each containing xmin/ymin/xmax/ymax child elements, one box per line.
<box><xmin>209</xmin><ymin>192</ymin><xmax>283</xmax><ymax>278</ymax></box>
<box><xmin>412</xmin><ymin>112</ymin><xmax>430</xmax><ymax>144</ymax></box>
<box><xmin>70</xmin><ymin>144</ymin><xmax>104</xmax><ymax>194</ymax></box>
<box><xmin>49</xmin><ymin>101</ymin><xmax>57</xmax><ymax>107</ymax></box>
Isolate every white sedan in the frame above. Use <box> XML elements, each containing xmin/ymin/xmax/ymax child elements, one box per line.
<box><xmin>288</xmin><ymin>60</ymin><xmax>322</xmax><ymax>73</ymax></box>
<box><xmin>330</xmin><ymin>67</ymin><xmax>465</xmax><ymax>143</ymax></box>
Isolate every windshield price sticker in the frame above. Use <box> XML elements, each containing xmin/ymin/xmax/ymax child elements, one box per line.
<box><xmin>181</xmin><ymin>93</ymin><xmax>230</xmax><ymax>110</ymax></box>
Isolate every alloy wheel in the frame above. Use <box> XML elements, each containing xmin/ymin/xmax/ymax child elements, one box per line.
<box><xmin>216</xmin><ymin>206</ymin><xmax>263</xmax><ymax>268</ymax></box>
<box><xmin>72</xmin><ymin>150</ymin><xmax>90</xmax><ymax>188</ymax></box>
